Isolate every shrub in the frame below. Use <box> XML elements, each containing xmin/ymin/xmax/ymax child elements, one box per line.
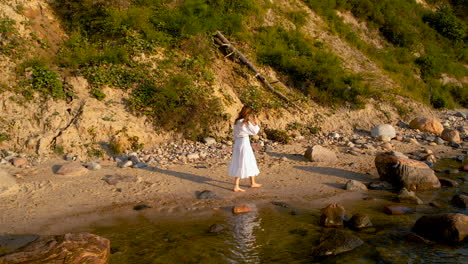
<box><xmin>128</xmin><ymin>136</ymin><xmax>144</xmax><ymax>151</ymax></box>
<box><xmin>423</xmin><ymin>8</ymin><xmax>465</xmax><ymax>42</ymax></box>
<box><xmin>415</xmin><ymin>55</ymin><xmax>442</xmax><ymax>80</ymax></box>
<box><xmin>21</xmin><ymin>62</ymin><xmax>66</xmax><ymax>100</ymax></box>
<box><xmin>264</xmin><ymin>128</ymin><xmax>290</xmax><ymax>144</ymax></box>
<box><xmin>0</xmin><ymin>132</ymin><xmax>9</xmax><ymax>143</ymax></box>
<box><xmin>90</xmin><ymin>89</ymin><xmax>106</xmax><ymax>101</ymax></box>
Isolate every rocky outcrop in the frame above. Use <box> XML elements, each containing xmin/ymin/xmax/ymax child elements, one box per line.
<box><xmin>304</xmin><ymin>145</ymin><xmax>337</xmax><ymax>163</ymax></box>
<box><xmin>409</xmin><ymin>117</ymin><xmax>444</xmax><ymax>135</ymax></box>
<box><xmin>320</xmin><ymin>203</ymin><xmax>346</xmax><ymax>227</ymax></box>
<box><xmin>375</xmin><ymin>152</ymin><xmax>441</xmax><ymax>191</ymax></box>
<box><xmin>312</xmin><ymin>229</ymin><xmax>363</xmax><ymax>257</ymax></box>
<box><xmin>413</xmin><ymin>213</ymin><xmax>467</xmax><ymax>244</ymax></box>
<box><xmin>0</xmin><ymin>233</ymin><xmax>110</xmax><ymax>264</ymax></box>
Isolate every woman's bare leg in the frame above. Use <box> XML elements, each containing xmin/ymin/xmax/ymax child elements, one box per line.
<box><xmin>250</xmin><ymin>176</ymin><xmax>262</xmax><ymax>188</ymax></box>
<box><xmin>233</xmin><ymin>177</ymin><xmax>245</xmax><ymax>192</ymax></box>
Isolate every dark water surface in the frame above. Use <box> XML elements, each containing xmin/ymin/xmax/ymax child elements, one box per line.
<box><xmin>91</xmin><ymin>159</ymin><xmax>467</xmax><ymax>264</ymax></box>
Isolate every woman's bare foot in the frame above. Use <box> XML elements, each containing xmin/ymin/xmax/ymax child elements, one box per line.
<box><xmin>233</xmin><ymin>187</ymin><xmax>246</xmax><ymax>192</ymax></box>
<box><xmin>250</xmin><ymin>183</ymin><xmax>262</xmax><ymax>188</ymax></box>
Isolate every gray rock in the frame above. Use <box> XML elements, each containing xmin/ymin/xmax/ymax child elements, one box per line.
<box><xmin>87</xmin><ymin>162</ymin><xmax>102</xmax><ymax>171</ymax></box>
<box><xmin>435</xmin><ymin>137</ymin><xmax>445</xmax><ymax>145</ymax></box>
<box><xmin>132</xmin><ymin>162</ymin><xmax>148</xmax><ymax>168</ymax></box>
<box><xmin>371</xmin><ymin>124</ymin><xmax>396</xmax><ymax>139</ymax></box>
<box><xmin>130</xmin><ymin>155</ymin><xmax>140</xmax><ymax>164</ymax></box>
<box><xmin>118</xmin><ymin>160</ymin><xmax>133</xmax><ymax>168</ymax></box>
<box><xmin>187</xmin><ymin>153</ymin><xmax>200</xmax><ymax>160</ymax></box>
<box><xmin>397</xmin><ymin>188</ymin><xmax>423</xmax><ymax>204</ymax></box>
<box><xmin>312</xmin><ymin>229</ymin><xmax>364</xmax><ymax>257</ymax></box>
<box><xmin>304</xmin><ymin>145</ymin><xmax>337</xmax><ymax>163</ymax></box>
<box><xmin>345</xmin><ymin>180</ymin><xmax>368</xmax><ymax>192</ymax></box>
<box><xmin>368</xmin><ymin>181</ymin><xmax>395</xmax><ymax>190</ymax></box>
<box><xmin>455</xmin><ymin>112</ymin><xmax>467</xmax><ymax>119</ymax></box>
<box><xmin>208</xmin><ymin>224</ymin><xmax>224</xmax><ymax>234</ymax></box>
<box><xmin>64</xmin><ymin>154</ymin><xmax>74</xmax><ymax>161</ymax></box>
<box><xmin>197</xmin><ymin>190</ymin><xmax>219</xmax><ymax>200</ymax></box>
<box><xmin>0</xmin><ymin>168</ymin><xmax>17</xmax><ymax>194</ymax></box>
<box><xmin>397</xmin><ymin>120</ymin><xmax>409</xmax><ymax>128</ymax></box>
<box><xmin>425</xmin><ymin>136</ymin><xmax>436</xmax><ymax>142</ymax></box>
<box><xmin>103</xmin><ymin>174</ymin><xmax>137</xmax><ymax>185</ymax></box>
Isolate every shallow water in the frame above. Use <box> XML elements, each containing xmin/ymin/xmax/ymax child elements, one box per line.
<box><xmin>91</xmin><ymin>159</ymin><xmax>467</xmax><ymax>264</ymax></box>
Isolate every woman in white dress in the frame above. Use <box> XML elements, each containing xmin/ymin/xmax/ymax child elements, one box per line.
<box><xmin>228</xmin><ymin>106</ymin><xmax>262</xmax><ymax>192</ymax></box>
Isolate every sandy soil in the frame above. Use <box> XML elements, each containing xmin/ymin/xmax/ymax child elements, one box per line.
<box><xmin>0</xmin><ymin>138</ymin><xmax>464</xmax><ymax>235</ymax></box>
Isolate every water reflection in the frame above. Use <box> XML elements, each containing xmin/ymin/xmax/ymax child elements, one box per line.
<box><xmin>226</xmin><ymin>204</ymin><xmax>261</xmax><ymax>264</ymax></box>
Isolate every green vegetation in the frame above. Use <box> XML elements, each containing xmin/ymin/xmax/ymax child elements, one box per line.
<box><xmin>286</xmin><ymin>122</ymin><xmax>321</xmax><ymax>136</ymax></box>
<box><xmin>264</xmin><ymin>128</ymin><xmax>290</xmax><ymax>144</ymax></box>
<box><xmin>19</xmin><ymin>61</ymin><xmax>68</xmax><ymax>100</ymax></box>
<box><xmin>424</xmin><ymin>7</ymin><xmax>466</xmax><ymax>42</ymax></box>
<box><xmin>0</xmin><ymin>132</ymin><xmax>9</xmax><ymax>143</ymax></box>
<box><xmin>0</xmin><ymin>17</ymin><xmax>24</xmax><ymax>57</ymax></box>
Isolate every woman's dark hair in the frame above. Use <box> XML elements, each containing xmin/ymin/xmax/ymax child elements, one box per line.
<box><xmin>235</xmin><ymin>106</ymin><xmax>254</xmax><ymax>124</ymax></box>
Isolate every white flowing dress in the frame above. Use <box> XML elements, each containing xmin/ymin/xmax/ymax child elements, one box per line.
<box><xmin>228</xmin><ymin>119</ymin><xmax>260</xmax><ymax>179</ymax></box>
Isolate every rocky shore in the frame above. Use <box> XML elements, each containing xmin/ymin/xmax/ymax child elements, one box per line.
<box><xmin>0</xmin><ymin>111</ymin><xmax>466</xmax><ymax>262</ymax></box>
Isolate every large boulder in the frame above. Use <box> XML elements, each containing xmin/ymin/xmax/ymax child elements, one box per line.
<box><xmin>0</xmin><ymin>168</ymin><xmax>17</xmax><ymax>195</ymax></box>
<box><xmin>441</xmin><ymin>128</ymin><xmax>461</xmax><ymax>143</ymax></box>
<box><xmin>413</xmin><ymin>213</ymin><xmax>468</xmax><ymax>244</ymax></box>
<box><xmin>312</xmin><ymin>229</ymin><xmax>364</xmax><ymax>257</ymax></box>
<box><xmin>0</xmin><ymin>233</ymin><xmax>110</xmax><ymax>264</ymax></box>
<box><xmin>304</xmin><ymin>145</ymin><xmax>337</xmax><ymax>163</ymax></box>
<box><xmin>409</xmin><ymin>117</ymin><xmax>444</xmax><ymax>135</ymax></box>
<box><xmin>371</xmin><ymin>124</ymin><xmax>396</xmax><ymax>139</ymax></box>
<box><xmin>319</xmin><ymin>203</ymin><xmax>346</xmax><ymax>227</ymax></box>
<box><xmin>375</xmin><ymin>152</ymin><xmax>441</xmax><ymax>191</ymax></box>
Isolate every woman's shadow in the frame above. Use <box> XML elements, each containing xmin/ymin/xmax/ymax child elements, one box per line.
<box><xmin>141</xmin><ymin>166</ymin><xmax>232</xmax><ymax>191</ymax></box>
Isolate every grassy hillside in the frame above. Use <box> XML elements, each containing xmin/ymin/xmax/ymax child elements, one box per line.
<box><xmin>0</xmin><ymin>0</ymin><xmax>466</xmax><ymax>141</ymax></box>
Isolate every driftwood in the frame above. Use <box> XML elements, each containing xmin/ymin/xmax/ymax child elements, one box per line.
<box><xmin>214</xmin><ymin>31</ymin><xmax>303</xmax><ymax>112</ymax></box>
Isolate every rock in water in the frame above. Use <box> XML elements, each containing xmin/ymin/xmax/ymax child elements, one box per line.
<box><xmin>55</xmin><ymin>163</ymin><xmax>89</xmax><ymax>176</ymax></box>
<box><xmin>384</xmin><ymin>205</ymin><xmax>414</xmax><ymax>215</ymax></box>
<box><xmin>312</xmin><ymin>229</ymin><xmax>364</xmax><ymax>257</ymax></box>
<box><xmin>345</xmin><ymin>180</ymin><xmax>368</xmax><ymax>191</ymax></box>
<box><xmin>371</xmin><ymin>124</ymin><xmax>396</xmax><ymax>139</ymax></box>
<box><xmin>438</xmin><ymin>177</ymin><xmax>459</xmax><ymax>187</ymax></box>
<box><xmin>232</xmin><ymin>205</ymin><xmax>251</xmax><ymax>214</ymax></box>
<box><xmin>348</xmin><ymin>214</ymin><xmax>373</xmax><ymax>230</ymax></box>
<box><xmin>413</xmin><ymin>213</ymin><xmax>467</xmax><ymax>244</ymax></box>
<box><xmin>0</xmin><ymin>233</ymin><xmax>110</xmax><ymax>264</ymax></box>
<box><xmin>0</xmin><ymin>169</ymin><xmax>17</xmax><ymax>194</ymax></box>
<box><xmin>451</xmin><ymin>194</ymin><xmax>468</xmax><ymax>208</ymax></box>
<box><xmin>409</xmin><ymin>117</ymin><xmax>444</xmax><ymax>135</ymax></box>
<box><xmin>320</xmin><ymin>203</ymin><xmax>347</xmax><ymax>227</ymax></box>
<box><xmin>304</xmin><ymin>145</ymin><xmax>337</xmax><ymax>163</ymax></box>
<box><xmin>397</xmin><ymin>188</ymin><xmax>423</xmax><ymax>204</ymax></box>
<box><xmin>375</xmin><ymin>152</ymin><xmax>441</xmax><ymax>191</ymax></box>
<box><xmin>208</xmin><ymin>224</ymin><xmax>224</xmax><ymax>234</ymax></box>
<box><xmin>368</xmin><ymin>181</ymin><xmax>395</xmax><ymax>190</ymax></box>
<box><xmin>441</xmin><ymin>128</ymin><xmax>461</xmax><ymax>143</ymax></box>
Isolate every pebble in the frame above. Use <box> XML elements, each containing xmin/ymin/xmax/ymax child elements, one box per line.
<box><xmin>409</xmin><ymin>138</ymin><xmax>419</xmax><ymax>145</ymax></box>
<box><xmin>118</xmin><ymin>160</ymin><xmax>133</xmax><ymax>168</ymax></box>
<box><xmin>132</xmin><ymin>162</ymin><xmax>148</xmax><ymax>168</ymax></box>
<box><xmin>435</xmin><ymin>137</ymin><xmax>445</xmax><ymax>145</ymax></box>
<box><xmin>87</xmin><ymin>162</ymin><xmax>102</xmax><ymax>171</ymax></box>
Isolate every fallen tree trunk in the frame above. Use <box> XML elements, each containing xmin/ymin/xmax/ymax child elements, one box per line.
<box><xmin>214</xmin><ymin>31</ymin><xmax>303</xmax><ymax>112</ymax></box>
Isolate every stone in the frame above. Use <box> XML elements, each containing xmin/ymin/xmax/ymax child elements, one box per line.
<box><xmin>381</xmin><ymin>142</ymin><xmax>393</xmax><ymax>150</ymax></box>
<box><xmin>345</xmin><ymin>180</ymin><xmax>368</xmax><ymax>192</ymax></box>
<box><xmin>208</xmin><ymin>224</ymin><xmax>224</xmax><ymax>234</ymax></box>
<box><xmin>312</xmin><ymin>229</ymin><xmax>364</xmax><ymax>257</ymax></box>
<box><xmin>304</xmin><ymin>145</ymin><xmax>337</xmax><ymax>163</ymax></box>
<box><xmin>64</xmin><ymin>153</ymin><xmax>74</xmax><ymax>161</ymax></box>
<box><xmin>0</xmin><ymin>169</ymin><xmax>17</xmax><ymax>194</ymax></box>
<box><xmin>409</xmin><ymin>117</ymin><xmax>444</xmax><ymax>135</ymax></box>
<box><xmin>425</xmin><ymin>135</ymin><xmax>436</xmax><ymax>142</ymax></box>
<box><xmin>408</xmin><ymin>138</ymin><xmax>420</xmax><ymax>145</ymax></box>
<box><xmin>329</xmin><ymin>132</ymin><xmax>340</xmax><ymax>138</ymax></box>
<box><xmin>441</xmin><ymin>129</ymin><xmax>461</xmax><ymax>143</ymax></box>
<box><xmin>102</xmin><ymin>175</ymin><xmax>137</xmax><ymax>185</ymax></box>
<box><xmin>203</xmin><ymin>137</ymin><xmax>216</xmax><ymax>145</ymax></box>
<box><xmin>435</xmin><ymin>137</ymin><xmax>445</xmax><ymax>145</ymax></box>
<box><xmin>438</xmin><ymin>177</ymin><xmax>459</xmax><ymax>187</ymax></box>
<box><xmin>320</xmin><ymin>203</ymin><xmax>346</xmax><ymax>227</ymax></box>
<box><xmin>232</xmin><ymin>205</ymin><xmax>251</xmax><ymax>214</ymax></box>
<box><xmin>451</xmin><ymin>194</ymin><xmax>468</xmax><ymax>208</ymax></box>
<box><xmin>118</xmin><ymin>160</ymin><xmax>133</xmax><ymax>168</ymax></box>
<box><xmin>368</xmin><ymin>181</ymin><xmax>395</xmax><ymax>190</ymax></box>
<box><xmin>0</xmin><ymin>233</ymin><xmax>110</xmax><ymax>264</ymax></box>
<box><xmin>132</xmin><ymin>162</ymin><xmax>148</xmax><ymax>168</ymax></box>
<box><xmin>395</xmin><ymin>136</ymin><xmax>403</xmax><ymax>141</ymax></box>
<box><xmin>375</xmin><ymin>152</ymin><xmax>441</xmax><ymax>191</ymax></box>
<box><xmin>455</xmin><ymin>112</ymin><xmax>467</xmax><ymax>119</ymax></box>
<box><xmin>396</xmin><ymin>120</ymin><xmax>409</xmax><ymax>128</ymax></box>
<box><xmin>413</xmin><ymin>213</ymin><xmax>467</xmax><ymax>244</ymax></box>
<box><xmin>384</xmin><ymin>205</ymin><xmax>414</xmax><ymax>215</ymax></box>
<box><xmin>397</xmin><ymin>188</ymin><xmax>423</xmax><ymax>204</ymax></box>
<box><xmin>371</xmin><ymin>124</ymin><xmax>396</xmax><ymax>139</ymax></box>
<box><xmin>187</xmin><ymin>153</ymin><xmax>200</xmax><ymax>160</ymax></box>
<box><xmin>197</xmin><ymin>190</ymin><xmax>218</xmax><ymax>200</ymax></box>
<box><xmin>133</xmin><ymin>204</ymin><xmax>152</xmax><ymax>211</ymax></box>
<box><xmin>55</xmin><ymin>163</ymin><xmax>89</xmax><ymax>177</ymax></box>
<box><xmin>87</xmin><ymin>162</ymin><xmax>102</xmax><ymax>171</ymax></box>
<box><xmin>11</xmin><ymin>158</ymin><xmax>28</xmax><ymax>168</ymax></box>
<box><xmin>348</xmin><ymin>214</ymin><xmax>372</xmax><ymax>230</ymax></box>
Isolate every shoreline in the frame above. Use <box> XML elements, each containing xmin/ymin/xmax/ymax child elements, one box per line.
<box><xmin>0</xmin><ymin>135</ymin><xmax>465</xmax><ymax>235</ymax></box>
